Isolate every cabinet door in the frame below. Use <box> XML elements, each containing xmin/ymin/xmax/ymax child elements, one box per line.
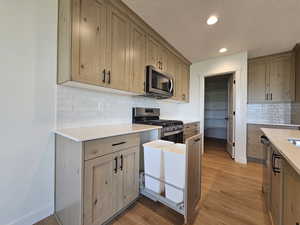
<box><xmin>84</xmin><ymin>154</ymin><xmax>114</xmax><ymax>225</ymax></box>
<box><xmin>129</xmin><ymin>22</ymin><xmax>147</xmax><ymax>94</ymax></box>
<box><xmin>181</xmin><ymin>63</ymin><xmax>190</xmax><ymax>102</ymax></box>
<box><xmin>166</xmin><ymin>52</ymin><xmax>178</xmax><ymax>99</ymax></box>
<box><xmin>74</xmin><ymin>0</ymin><xmax>107</xmax><ymax>86</ymax></box>
<box><xmin>269</xmin><ymin>53</ymin><xmax>295</xmax><ymax>102</ymax></box>
<box><xmin>248</xmin><ymin>59</ymin><xmax>268</xmax><ymax>103</ymax></box>
<box><xmin>147</xmin><ymin>35</ymin><xmax>161</xmax><ymax>69</ymax></box>
<box><xmin>160</xmin><ymin>46</ymin><xmax>169</xmax><ymax>73</ymax></box>
<box><xmin>270</xmin><ymin>148</ymin><xmax>283</xmax><ymax>225</ymax></box>
<box><xmin>106</xmin><ymin>3</ymin><xmax>130</xmax><ymax>91</ymax></box>
<box><xmin>121</xmin><ymin>146</ymin><xmax>140</xmax><ymax>206</ymax></box>
<box><xmin>283</xmin><ymin>161</ymin><xmax>300</xmax><ymax>225</ymax></box>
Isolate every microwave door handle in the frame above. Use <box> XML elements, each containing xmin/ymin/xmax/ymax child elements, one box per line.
<box><xmin>170</xmin><ymin>79</ymin><xmax>173</xmax><ymax>93</ymax></box>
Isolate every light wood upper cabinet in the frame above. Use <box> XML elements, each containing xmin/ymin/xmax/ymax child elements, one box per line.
<box><xmin>181</xmin><ymin>63</ymin><xmax>190</xmax><ymax>102</ymax></box>
<box><xmin>147</xmin><ymin>35</ymin><xmax>162</xmax><ymax>70</ymax></box>
<box><xmin>106</xmin><ymin>2</ymin><xmax>130</xmax><ymax>91</ymax></box>
<box><xmin>283</xmin><ymin>160</ymin><xmax>300</xmax><ymax>225</ymax></box>
<box><xmin>58</xmin><ymin>0</ymin><xmax>191</xmax><ymax>102</ymax></box>
<box><xmin>121</xmin><ymin>146</ymin><xmax>140</xmax><ymax>206</ymax></box>
<box><xmin>129</xmin><ymin>22</ymin><xmax>147</xmax><ymax>94</ymax></box>
<box><xmin>269</xmin><ymin>53</ymin><xmax>295</xmax><ymax>102</ymax></box>
<box><xmin>84</xmin><ymin>153</ymin><xmax>114</xmax><ymax>225</ymax></box>
<box><xmin>166</xmin><ymin>51</ymin><xmax>178</xmax><ymax>100</ymax></box>
<box><xmin>248</xmin><ymin>52</ymin><xmax>295</xmax><ymax>103</ymax></box>
<box><xmin>294</xmin><ymin>44</ymin><xmax>300</xmax><ymax>102</ymax></box>
<box><xmin>174</xmin><ymin>61</ymin><xmax>190</xmax><ymax>102</ymax></box>
<box><xmin>248</xmin><ymin>59</ymin><xmax>268</xmax><ymax>103</ymax></box>
<box><xmin>73</xmin><ymin>0</ymin><xmax>107</xmax><ymax>86</ymax></box>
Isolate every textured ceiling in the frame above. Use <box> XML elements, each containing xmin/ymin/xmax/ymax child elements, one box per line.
<box><xmin>122</xmin><ymin>0</ymin><xmax>300</xmax><ymax>62</ymax></box>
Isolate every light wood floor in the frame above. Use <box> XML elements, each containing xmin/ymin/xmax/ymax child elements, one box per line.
<box><xmin>35</xmin><ymin>138</ymin><xmax>270</xmax><ymax>225</ymax></box>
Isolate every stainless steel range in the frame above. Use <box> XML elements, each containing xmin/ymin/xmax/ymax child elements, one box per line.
<box><xmin>132</xmin><ymin>107</ymin><xmax>184</xmax><ymax>143</ymax></box>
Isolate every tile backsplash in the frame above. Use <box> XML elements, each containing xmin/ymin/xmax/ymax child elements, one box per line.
<box><xmin>56</xmin><ymin>86</ymin><xmax>162</xmax><ymax>128</ymax></box>
<box><xmin>291</xmin><ymin>103</ymin><xmax>300</xmax><ymax>124</ymax></box>
<box><xmin>56</xmin><ymin>86</ymin><xmax>187</xmax><ymax>128</ymax></box>
<box><xmin>247</xmin><ymin>103</ymin><xmax>291</xmax><ymax>124</ymax></box>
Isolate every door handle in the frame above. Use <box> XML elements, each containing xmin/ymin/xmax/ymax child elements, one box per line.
<box><xmin>114</xmin><ymin>156</ymin><xmax>118</xmax><ymax>174</ymax></box>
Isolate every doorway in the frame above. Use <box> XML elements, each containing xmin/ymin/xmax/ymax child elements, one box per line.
<box><xmin>204</xmin><ymin>73</ymin><xmax>236</xmax><ymax>158</ymax></box>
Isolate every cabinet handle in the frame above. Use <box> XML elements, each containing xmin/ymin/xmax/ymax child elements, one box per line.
<box><xmin>102</xmin><ymin>69</ymin><xmax>106</xmax><ymax>83</ymax></box>
<box><xmin>120</xmin><ymin>154</ymin><xmax>123</xmax><ymax>171</ymax></box>
<box><xmin>270</xmin><ymin>93</ymin><xmax>272</xmax><ymax>100</ymax></box>
<box><xmin>272</xmin><ymin>152</ymin><xmax>281</xmax><ymax>174</ymax></box>
<box><xmin>114</xmin><ymin>156</ymin><xmax>118</xmax><ymax>174</ymax></box>
<box><xmin>182</xmin><ymin>94</ymin><xmax>186</xmax><ymax>100</ymax></box>
<box><xmin>112</xmin><ymin>141</ymin><xmax>126</xmax><ymax>146</ymax></box>
<box><xmin>94</xmin><ymin>198</ymin><xmax>98</xmax><ymax>205</ymax></box>
<box><xmin>194</xmin><ymin>138</ymin><xmax>201</xmax><ymax>142</ymax></box>
<box><xmin>107</xmin><ymin>70</ymin><xmax>111</xmax><ymax>84</ymax></box>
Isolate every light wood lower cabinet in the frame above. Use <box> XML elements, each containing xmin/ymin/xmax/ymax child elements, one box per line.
<box><xmin>84</xmin><ymin>153</ymin><xmax>115</xmax><ymax>225</ymax></box>
<box><xmin>247</xmin><ymin>124</ymin><xmax>299</xmax><ymax>162</ymax></box>
<box><xmin>184</xmin><ymin>122</ymin><xmax>200</xmax><ymax>141</ymax></box>
<box><xmin>283</xmin><ymin>160</ymin><xmax>300</xmax><ymax>225</ymax></box>
<box><xmin>263</xmin><ymin>145</ymin><xmax>300</xmax><ymax>225</ymax></box>
<box><xmin>269</xmin><ymin>147</ymin><xmax>283</xmax><ymax>225</ymax></box>
<box><xmin>55</xmin><ymin>134</ymin><xmax>140</xmax><ymax>225</ymax></box>
<box><xmin>121</xmin><ymin>147</ymin><xmax>140</xmax><ymax>205</ymax></box>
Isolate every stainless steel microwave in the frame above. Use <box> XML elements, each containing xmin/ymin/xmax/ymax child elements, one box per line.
<box><xmin>145</xmin><ymin>65</ymin><xmax>173</xmax><ymax>99</ymax></box>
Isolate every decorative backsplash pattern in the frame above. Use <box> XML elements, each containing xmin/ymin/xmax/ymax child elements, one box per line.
<box><xmin>247</xmin><ymin>103</ymin><xmax>291</xmax><ymax>124</ymax></box>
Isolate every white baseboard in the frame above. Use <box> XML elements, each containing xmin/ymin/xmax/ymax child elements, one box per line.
<box><xmin>5</xmin><ymin>204</ymin><xmax>53</xmax><ymax>225</ymax></box>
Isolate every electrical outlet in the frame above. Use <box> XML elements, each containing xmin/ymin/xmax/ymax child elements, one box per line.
<box><xmin>97</xmin><ymin>102</ymin><xmax>103</xmax><ymax>113</ymax></box>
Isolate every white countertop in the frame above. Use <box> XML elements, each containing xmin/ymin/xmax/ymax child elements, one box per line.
<box><xmin>248</xmin><ymin>122</ymin><xmax>300</xmax><ymax>127</ymax></box>
<box><xmin>54</xmin><ymin>124</ymin><xmax>162</xmax><ymax>142</ymax></box>
<box><xmin>262</xmin><ymin>128</ymin><xmax>300</xmax><ymax>175</ymax></box>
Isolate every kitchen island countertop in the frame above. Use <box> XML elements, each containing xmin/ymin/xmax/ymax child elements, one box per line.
<box><xmin>262</xmin><ymin>128</ymin><xmax>300</xmax><ymax>175</ymax></box>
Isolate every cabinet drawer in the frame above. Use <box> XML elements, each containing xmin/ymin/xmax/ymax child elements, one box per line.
<box><xmin>84</xmin><ymin>134</ymin><xmax>140</xmax><ymax>160</ymax></box>
<box><xmin>184</xmin><ymin>122</ymin><xmax>200</xmax><ymax>131</ymax></box>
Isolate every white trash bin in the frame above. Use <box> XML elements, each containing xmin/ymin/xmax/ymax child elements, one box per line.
<box><xmin>163</xmin><ymin>143</ymin><xmax>186</xmax><ymax>203</ymax></box>
<box><xmin>143</xmin><ymin>140</ymin><xmax>174</xmax><ymax>194</ymax></box>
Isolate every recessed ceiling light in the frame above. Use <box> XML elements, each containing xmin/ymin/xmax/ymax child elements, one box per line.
<box><xmin>207</xmin><ymin>16</ymin><xmax>218</xmax><ymax>25</ymax></box>
<box><xmin>219</xmin><ymin>48</ymin><xmax>227</xmax><ymax>53</ymax></box>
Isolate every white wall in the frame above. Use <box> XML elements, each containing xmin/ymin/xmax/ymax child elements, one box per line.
<box><xmin>0</xmin><ymin>1</ymin><xmax>57</xmax><ymax>225</ymax></box>
<box><xmin>196</xmin><ymin>52</ymin><xmax>248</xmax><ymax>163</ymax></box>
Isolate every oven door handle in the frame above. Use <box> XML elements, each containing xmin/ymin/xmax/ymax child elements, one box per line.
<box><xmin>164</xmin><ymin>130</ymin><xmax>183</xmax><ymax>136</ymax></box>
